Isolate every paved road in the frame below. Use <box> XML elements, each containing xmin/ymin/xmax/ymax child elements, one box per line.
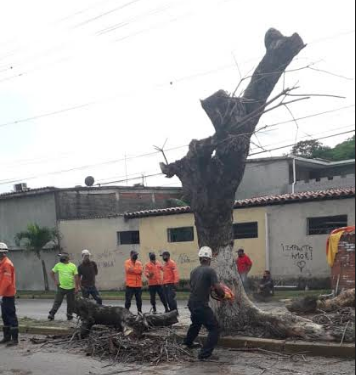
<box><xmin>15</xmin><ymin>299</ymin><xmax>189</xmax><ymax>321</ymax></box>
<box><xmin>0</xmin><ymin>336</ymin><xmax>354</xmax><ymax>375</ymax></box>
<box><xmin>15</xmin><ymin>298</ymin><xmax>287</xmax><ymax>322</ymax></box>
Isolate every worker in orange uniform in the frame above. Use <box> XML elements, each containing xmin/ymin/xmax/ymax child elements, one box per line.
<box><xmin>161</xmin><ymin>251</ymin><xmax>180</xmax><ymax>312</ymax></box>
<box><xmin>0</xmin><ymin>243</ymin><xmax>19</xmax><ymax>347</ymax></box>
<box><xmin>125</xmin><ymin>250</ymin><xmax>143</xmax><ymax>313</ymax></box>
<box><xmin>145</xmin><ymin>252</ymin><xmax>169</xmax><ymax>314</ymax></box>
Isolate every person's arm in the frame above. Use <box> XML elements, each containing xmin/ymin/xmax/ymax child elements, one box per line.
<box><xmin>212</xmin><ymin>283</ymin><xmax>226</xmax><ymax>299</ymax></box>
<box><xmin>73</xmin><ymin>265</ymin><xmax>80</xmax><ymax>293</ymax></box>
<box><xmin>74</xmin><ymin>275</ymin><xmax>80</xmax><ymax>293</ymax></box>
<box><xmin>172</xmin><ymin>262</ymin><xmax>180</xmax><ymax>285</ymax></box>
<box><xmin>50</xmin><ymin>270</ymin><xmax>59</xmax><ymax>287</ymax></box>
<box><xmin>210</xmin><ymin>270</ymin><xmax>225</xmax><ymax>299</ymax></box>
<box><xmin>0</xmin><ymin>264</ymin><xmax>13</xmax><ymax>296</ymax></box>
<box><xmin>145</xmin><ymin>264</ymin><xmax>153</xmax><ymax>279</ymax></box>
<box><xmin>246</xmin><ymin>257</ymin><xmax>253</xmax><ymax>273</ymax></box>
<box><xmin>93</xmin><ymin>262</ymin><xmax>99</xmax><ymax>276</ymax></box>
<box><xmin>132</xmin><ymin>262</ymin><xmax>143</xmax><ymax>275</ymax></box>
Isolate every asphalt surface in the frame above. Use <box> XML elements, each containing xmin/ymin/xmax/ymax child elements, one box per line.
<box><xmin>0</xmin><ymin>336</ymin><xmax>354</xmax><ymax>375</ymax></box>
<box><xmin>15</xmin><ymin>299</ymin><xmax>189</xmax><ymax>321</ymax></box>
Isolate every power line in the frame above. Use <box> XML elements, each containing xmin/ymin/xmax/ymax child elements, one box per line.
<box><xmin>266</xmin><ymin>104</ymin><xmax>355</xmax><ymax>128</ymax></box>
<box><xmin>1</xmin><ymin>127</ymin><xmax>349</xmax><ymax>188</ymax></box>
<box><xmin>250</xmin><ymin>130</ymin><xmax>355</xmax><ymax>157</ymax></box>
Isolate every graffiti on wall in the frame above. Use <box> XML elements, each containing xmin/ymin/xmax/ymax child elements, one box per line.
<box><xmin>178</xmin><ymin>253</ymin><xmax>196</xmax><ymax>265</ymax></box>
<box><xmin>281</xmin><ymin>244</ymin><xmax>314</xmax><ymax>273</ymax></box>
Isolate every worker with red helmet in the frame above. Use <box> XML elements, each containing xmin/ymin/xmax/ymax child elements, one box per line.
<box><xmin>183</xmin><ymin>247</ymin><xmax>225</xmax><ymax>361</ymax></box>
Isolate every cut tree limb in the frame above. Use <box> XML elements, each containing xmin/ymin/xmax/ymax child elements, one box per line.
<box><xmin>74</xmin><ymin>298</ymin><xmax>179</xmax><ymax>338</ymax></box>
<box><xmin>287</xmin><ymin>289</ymin><xmax>356</xmax><ymax>314</ymax></box>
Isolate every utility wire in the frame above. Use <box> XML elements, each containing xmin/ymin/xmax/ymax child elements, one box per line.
<box><xmin>1</xmin><ymin>128</ymin><xmax>353</xmax><ymax>187</ymax></box>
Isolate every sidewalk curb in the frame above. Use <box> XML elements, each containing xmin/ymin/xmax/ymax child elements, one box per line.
<box><xmin>1</xmin><ymin>325</ymin><xmax>75</xmax><ymax>336</ymax></box>
<box><xmin>147</xmin><ymin>333</ymin><xmax>356</xmax><ymax>359</ymax></box>
<box><xmin>3</xmin><ymin>325</ymin><xmax>354</xmax><ymax>359</ymax></box>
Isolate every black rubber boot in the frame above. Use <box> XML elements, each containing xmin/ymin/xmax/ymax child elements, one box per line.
<box><xmin>6</xmin><ymin>327</ymin><xmax>19</xmax><ymax>347</ymax></box>
<box><xmin>0</xmin><ymin>327</ymin><xmax>11</xmax><ymax>344</ymax></box>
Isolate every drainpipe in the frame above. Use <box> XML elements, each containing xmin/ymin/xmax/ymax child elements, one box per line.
<box><xmin>265</xmin><ymin>212</ymin><xmax>270</xmax><ymax>271</ymax></box>
<box><xmin>292</xmin><ymin>158</ymin><xmax>297</xmax><ymax>194</ymax></box>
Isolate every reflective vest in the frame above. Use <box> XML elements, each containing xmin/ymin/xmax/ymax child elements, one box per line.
<box><xmin>145</xmin><ymin>261</ymin><xmax>164</xmax><ymax>286</ymax></box>
<box><xmin>163</xmin><ymin>259</ymin><xmax>180</xmax><ymax>285</ymax></box>
<box><xmin>125</xmin><ymin>259</ymin><xmax>143</xmax><ymax>288</ymax></box>
<box><xmin>0</xmin><ymin>257</ymin><xmax>16</xmax><ymax>297</ymax></box>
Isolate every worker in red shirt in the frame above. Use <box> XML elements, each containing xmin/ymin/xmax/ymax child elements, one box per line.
<box><xmin>161</xmin><ymin>251</ymin><xmax>180</xmax><ymax>312</ymax></box>
<box><xmin>145</xmin><ymin>252</ymin><xmax>169</xmax><ymax>314</ymax></box>
<box><xmin>236</xmin><ymin>249</ymin><xmax>253</xmax><ymax>292</ymax></box>
<box><xmin>125</xmin><ymin>250</ymin><xmax>143</xmax><ymax>313</ymax></box>
<box><xmin>0</xmin><ymin>243</ymin><xmax>19</xmax><ymax>347</ymax></box>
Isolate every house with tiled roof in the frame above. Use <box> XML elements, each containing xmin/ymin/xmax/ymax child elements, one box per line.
<box><xmin>56</xmin><ymin>188</ymin><xmax>355</xmax><ymax>291</ymax></box>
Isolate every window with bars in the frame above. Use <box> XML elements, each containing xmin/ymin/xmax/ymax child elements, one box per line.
<box><xmin>308</xmin><ymin>215</ymin><xmax>348</xmax><ymax>235</ymax></box>
<box><xmin>117</xmin><ymin>231</ymin><xmax>140</xmax><ymax>245</ymax></box>
<box><xmin>233</xmin><ymin>222</ymin><xmax>259</xmax><ymax>239</ymax></box>
<box><xmin>167</xmin><ymin>227</ymin><xmax>194</xmax><ymax>243</ymax></box>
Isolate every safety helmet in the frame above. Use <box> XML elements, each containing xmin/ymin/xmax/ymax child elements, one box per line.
<box><xmin>0</xmin><ymin>242</ymin><xmax>9</xmax><ymax>253</ymax></box>
<box><xmin>211</xmin><ymin>283</ymin><xmax>235</xmax><ymax>302</ymax></box>
<box><xmin>82</xmin><ymin>249</ymin><xmax>91</xmax><ymax>257</ymax></box>
<box><xmin>198</xmin><ymin>246</ymin><xmax>213</xmax><ymax>259</ymax></box>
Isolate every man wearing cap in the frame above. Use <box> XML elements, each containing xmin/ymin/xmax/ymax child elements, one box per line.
<box><xmin>161</xmin><ymin>251</ymin><xmax>180</xmax><ymax>312</ymax></box>
<box><xmin>78</xmin><ymin>249</ymin><xmax>102</xmax><ymax>305</ymax></box>
<box><xmin>183</xmin><ymin>247</ymin><xmax>225</xmax><ymax>361</ymax></box>
<box><xmin>145</xmin><ymin>252</ymin><xmax>169</xmax><ymax>314</ymax></box>
<box><xmin>0</xmin><ymin>242</ymin><xmax>19</xmax><ymax>346</ymax></box>
<box><xmin>48</xmin><ymin>252</ymin><xmax>80</xmax><ymax>321</ymax></box>
<box><xmin>125</xmin><ymin>250</ymin><xmax>143</xmax><ymax>313</ymax></box>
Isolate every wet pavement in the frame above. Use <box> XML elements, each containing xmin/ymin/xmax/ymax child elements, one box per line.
<box><xmin>0</xmin><ymin>336</ymin><xmax>354</xmax><ymax>375</ymax></box>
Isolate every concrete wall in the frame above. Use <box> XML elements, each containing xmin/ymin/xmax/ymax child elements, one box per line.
<box><xmin>56</xmin><ymin>188</ymin><xmax>182</xmax><ymax>220</ymax></box>
<box><xmin>0</xmin><ymin>193</ymin><xmax>57</xmax><ymax>248</ymax></box>
<box><xmin>59</xmin><ymin>217</ymin><xmax>140</xmax><ymax>290</ymax></box>
<box><xmin>236</xmin><ymin>160</ymin><xmax>290</xmax><ymax>199</ymax></box>
<box><xmin>138</xmin><ymin>207</ymin><xmax>267</xmax><ymax>280</ymax></box>
<box><xmin>267</xmin><ymin>198</ymin><xmax>356</xmax><ymax>282</ymax></box>
<box><xmin>294</xmin><ymin>175</ymin><xmax>355</xmax><ymax>193</ymax></box>
<box><xmin>9</xmin><ymin>249</ymin><xmax>58</xmax><ymax>291</ymax></box>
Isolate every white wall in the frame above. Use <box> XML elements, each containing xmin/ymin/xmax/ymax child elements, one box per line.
<box><xmin>59</xmin><ymin>216</ymin><xmax>140</xmax><ymax>290</ymax></box>
<box><xmin>267</xmin><ymin>198</ymin><xmax>355</xmax><ymax>281</ymax></box>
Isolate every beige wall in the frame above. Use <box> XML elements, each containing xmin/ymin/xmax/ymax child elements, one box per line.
<box><xmin>59</xmin><ymin>217</ymin><xmax>139</xmax><ymax>289</ymax></box>
<box><xmin>139</xmin><ymin>207</ymin><xmax>267</xmax><ymax>280</ymax></box>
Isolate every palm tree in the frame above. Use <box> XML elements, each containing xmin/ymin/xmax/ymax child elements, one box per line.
<box><xmin>16</xmin><ymin>224</ymin><xmax>60</xmax><ymax>291</ymax></box>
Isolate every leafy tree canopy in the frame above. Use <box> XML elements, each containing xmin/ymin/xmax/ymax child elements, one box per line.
<box><xmin>292</xmin><ymin>135</ymin><xmax>355</xmax><ymax>161</ymax></box>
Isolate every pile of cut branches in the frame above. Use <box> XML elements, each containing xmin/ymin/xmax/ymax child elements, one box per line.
<box><xmin>312</xmin><ymin>307</ymin><xmax>355</xmax><ymax>329</ymax></box>
<box><xmin>34</xmin><ymin>328</ymin><xmax>196</xmax><ymax>365</ymax></box>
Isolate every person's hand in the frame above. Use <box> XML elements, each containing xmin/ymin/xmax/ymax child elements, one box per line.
<box><xmin>75</xmin><ymin>287</ymin><xmax>80</xmax><ymax>294</ymax></box>
<box><xmin>54</xmin><ymin>280</ymin><xmax>59</xmax><ymax>288</ymax></box>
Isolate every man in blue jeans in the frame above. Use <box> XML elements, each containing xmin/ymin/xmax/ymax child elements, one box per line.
<box><xmin>78</xmin><ymin>249</ymin><xmax>102</xmax><ymax>305</ymax></box>
<box><xmin>183</xmin><ymin>247</ymin><xmax>225</xmax><ymax>361</ymax></box>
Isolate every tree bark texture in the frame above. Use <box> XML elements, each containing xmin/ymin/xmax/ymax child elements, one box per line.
<box><xmin>159</xmin><ymin>29</ymin><xmax>352</xmax><ymax>341</ymax></box>
<box><xmin>74</xmin><ymin>298</ymin><xmax>179</xmax><ymax>339</ymax></box>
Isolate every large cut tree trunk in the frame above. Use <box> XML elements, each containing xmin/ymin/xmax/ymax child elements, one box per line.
<box><xmin>75</xmin><ymin>297</ymin><xmax>179</xmax><ymax>339</ymax></box>
<box><xmin>160</xmin><ymin>29</ymin><xmax>353</xmax><ymax>342</ymax></box>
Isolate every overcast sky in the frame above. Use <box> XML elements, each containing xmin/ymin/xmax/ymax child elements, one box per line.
<box><xmin>0</xmin><ymin>0</ymin><xmax>355</xmax><ymax>193</ymax></box>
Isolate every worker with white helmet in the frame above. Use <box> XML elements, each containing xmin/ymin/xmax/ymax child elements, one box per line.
<box><xmin>183</xmin><ymin>247</ymin><xmax>225</xmax><ymax>361</ymax></box>
<box><xmin>78</xmin><ymin>249</ymin><xmax>102</xmax><ymax>305</ymax></box>
<box><xmin>0</xmin><ymin>242</ymin><xmax>19</xmax><ymax>346</ymax></box>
